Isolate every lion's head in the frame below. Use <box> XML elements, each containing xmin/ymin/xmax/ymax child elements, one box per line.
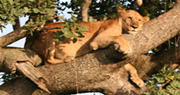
<box><xmin>118</xmin><ymin>7</ymin><xmax>150</xmax><ymax>34</ymax></box>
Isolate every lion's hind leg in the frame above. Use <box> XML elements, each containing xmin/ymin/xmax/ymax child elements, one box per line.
<box><xmin>63</xmin><ymin>56</ymin><xmax>75</xmax><ymax>63</ymax></box>
<box><xmin>46</xmin><ymin>46</ymin><xmax>75</xmax><ymax>64</ymax></box>
<box><xmin>45</xmin><ymin>41</ymin><xmax>67</xmax><ymax>64</ymax></box>
<box><xmin>124</xmin><ymin>63</ymin><xmax>145</xmax><ymax>88</ymax></box>
<box><xmin>46</xmin><ymin>49</ymin><xmax>64</xmax><ymax>64</ymax></box>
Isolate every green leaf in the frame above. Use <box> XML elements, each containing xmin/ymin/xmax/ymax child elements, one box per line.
<box><xmin>10</xmin><ymin>8</ymin><xmax>15</xmax><ymax>15</ymax></box>
<box><xmin>158</xmin><ymin>90</ymin><xmax>170</xmax><ymax>95</ymax></box>
<box><xmin>72</xmin><ymin>16</ymin><xmax>77</xmax><ymax>21</ymax></box>
<box><xmin>165</xmin><ymin>76</ymin><xmax>174</xmax><ymax>81</ymax></box>
<box><xmin>8</xmin><ymin>0</ymin><xmax>13</xmax><ymax>5</ymax></box>
<box><xmin>57</xmin><ymin>36</ymin><xmax>65</xmax><ymax>43</ymax></box>
<box><xmin>73</xmin><ymin>38</ymin><xmax>77</xmax><ymax>43</ymax></box>
<box><xmin>33</xmin><ymin>8</ymin><xmax>40</xmax><ymax>13</ymax></box>
<box><xmin>24</xmin><ymin>7</ymin><xmax>29</xmax><ymax>13</ymax></box>
<box><xmin>46</xmin><ymin>9</ymin><xmax>55</xmax><ymax>15</ymax></box>
<box><xmin>67</xmin><ymin>11</ymin><xmax>74</xmax><ymax>14</ymax></box>
<box><xmin>79</xmin><ymin>25</ymin><xmax>87</xmax><ymax>32</ymax></box>
<box><xmin>64</xmin><ymin>31</ymin><xmax>73</xmax><ymax>38</ymax></box>
<box><xmin>53</xmin><ymin>31</ymin><xmax>64</xmax><ymax>37</ymax></box>
<box><xmin>88</xmin><ymin>16</ymin><xmax>97</xmax><ymax>22</ymax></box>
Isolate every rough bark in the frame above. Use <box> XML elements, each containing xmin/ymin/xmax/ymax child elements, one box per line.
<box><xmin>0</xmin><ymin>48</ymin><xmax>42</xmax><ymax>73</ymax></box>
<box><xmin>0</xmin><ymin>0</ymin><xmax>180</xmax><ymax>95</ymax></box>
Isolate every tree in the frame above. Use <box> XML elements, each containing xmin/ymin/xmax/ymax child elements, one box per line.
<box><xmin>0</xmin><ymin>0</ymin><xmax>180</xmax><ymax>95</ymax></box>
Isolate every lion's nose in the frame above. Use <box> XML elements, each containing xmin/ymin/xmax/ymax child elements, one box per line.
<box><xmin>131</xmin><ymin>25</ymin><xmax>138</xmax><ymax>29</ymax></box>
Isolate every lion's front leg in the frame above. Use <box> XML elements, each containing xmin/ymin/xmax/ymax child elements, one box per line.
<box><xmin>90</xmin><ymin>36</ymin><xmax>132</xmax><ymax>54</ymax></box>
<box><xmin>124</xmin><ymin>63</ymin><xmax>145</xmax><ymax>88</ymax></box>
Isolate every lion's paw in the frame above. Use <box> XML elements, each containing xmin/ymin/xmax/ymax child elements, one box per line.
<box><xmin>119</xmin><ymin>42</ymin><xmax>132</xmax><ymax>54</ymax></box>
<box><xmin>130</xmin><ymin>76</ymin><xmax>145</xmax><ymax>88</ymax></box>
<box><xmin>90</xmin><ymin>42</ymin><xmax>98</xmax><ymax>50</ymax></box>
<box><xmin>64</xmin><ymin>56</ymin><xmax>75</xmax><ymax>63</ymax></box>
<box><xmin>47</xmin><ymin>58</ymin><xmax>64</xmax><ymax>64</ymax></box>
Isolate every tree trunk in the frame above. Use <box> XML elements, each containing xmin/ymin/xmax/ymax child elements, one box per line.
<box><xmin>81</xmin><ymin>0</ymin><xmax>92</xmax><ymax>22</ymax></box>
<box><xmin>0</xmin><ymin>0</ymin><xmax>180</xmax><ymax>95</ymax></box>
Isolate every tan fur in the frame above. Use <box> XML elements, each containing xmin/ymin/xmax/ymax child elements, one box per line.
<box><xmin>25</xmin><ymin>7</ymin><xmax>149</xmax><ymax>87</ymax></box>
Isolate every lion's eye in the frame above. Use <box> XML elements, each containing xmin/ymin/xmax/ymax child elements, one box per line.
<box><xmin>128</xmin><ymin>17</ymin><xmax>132</xmax><ymax>20</ymax></box>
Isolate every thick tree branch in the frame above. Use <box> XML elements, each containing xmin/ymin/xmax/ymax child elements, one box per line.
<box><xmin>0</xmin><ymin>26</ymin><xmax>29</xmax><ymax>47</ymax></box>
<box><xmin>0</xmin><ymin>45</ymin><xmax>146</xmax><ymax>95</ymax></box>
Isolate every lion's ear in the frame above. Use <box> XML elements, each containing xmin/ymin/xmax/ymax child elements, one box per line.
<box><xmin>143</xmin><ymin>17</ymin><xmax>150</xmax><ymax>23</ymax></box>
<box><xmin>117</xmin><ymin>7</ymin><xmax>126</xmax><ymax>16</ymax></box>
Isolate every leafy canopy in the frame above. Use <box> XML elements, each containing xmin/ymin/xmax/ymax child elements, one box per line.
<box><xmin>144</xmin><ymin>65</ymin><xmax>180</xmax><ymax>95</ymax></box>
<box><xmin>53</xmin><ymin>16</ymin><xmax>89</xmax><ymax>43</ymax></box>
<box><xmin>0</xmin><ymin>0</ymin><xmax>57</xmax><ymax>31</ymax></box>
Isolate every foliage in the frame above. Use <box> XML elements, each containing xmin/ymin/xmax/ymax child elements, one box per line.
<box><xmin>0</xmin><ymin>0</ymin><xmax>88</xmax><ymax>43</ymax></box>
<box><xmin>144</xmin><ymin>65</ymin><xmax>180</xmax><ymax>95</ymax></box>
<box><xmin>0</xmin><ymin>0</ymin><xmax>57</xmax><ymax>32</ymax></box>
<box><xmin>59</xmin><ymin>0</ymin><xmax>175</xmax><ymax>21</ymax></box>
<box><xmin>53</xmin><ymin>16</ymin><xmax>89</xmax><ymax>43</ymax></box>
<box><xmin>60</xmin><ymin>0</ymin><xmax>125</xmax><ymax>20</ymax></box>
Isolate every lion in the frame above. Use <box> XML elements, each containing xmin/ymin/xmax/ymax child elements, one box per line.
<box><xmin>25</xmin><ymin>7</ymin><xmax>149</xmax><ymax>87</ymax></box>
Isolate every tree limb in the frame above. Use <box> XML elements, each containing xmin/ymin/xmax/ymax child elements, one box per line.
<box><xmin>81</xmin><ymin>0</ymin><xmax>92</xmax><ymax>22</ymax></box>
<box><xmin>0</xmin><ymin>26</ymin><xmax>29</xmax><ymax>47</ymax></box>
<box><xmin>13</xmin><ymin>18</ymin><xmax>20</xmax><ymax>31</ymax></box>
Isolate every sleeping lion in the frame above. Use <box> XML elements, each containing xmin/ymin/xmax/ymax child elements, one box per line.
<box><xmin>25</xmin><ymin>7</ymin><xmax>149</xmax><ymax>87</ymax></box>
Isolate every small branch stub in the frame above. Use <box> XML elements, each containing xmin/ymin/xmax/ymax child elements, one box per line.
<box><xmin>15</xmin><ymin>61</ymin><xmax>50</xmax><ymax>93</ymax></box>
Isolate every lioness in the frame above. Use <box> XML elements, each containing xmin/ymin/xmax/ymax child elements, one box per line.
<box><xmin>25</xmin><ymin>7</ymin><xmax>149</xmax><ymax>87</ymax></box>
